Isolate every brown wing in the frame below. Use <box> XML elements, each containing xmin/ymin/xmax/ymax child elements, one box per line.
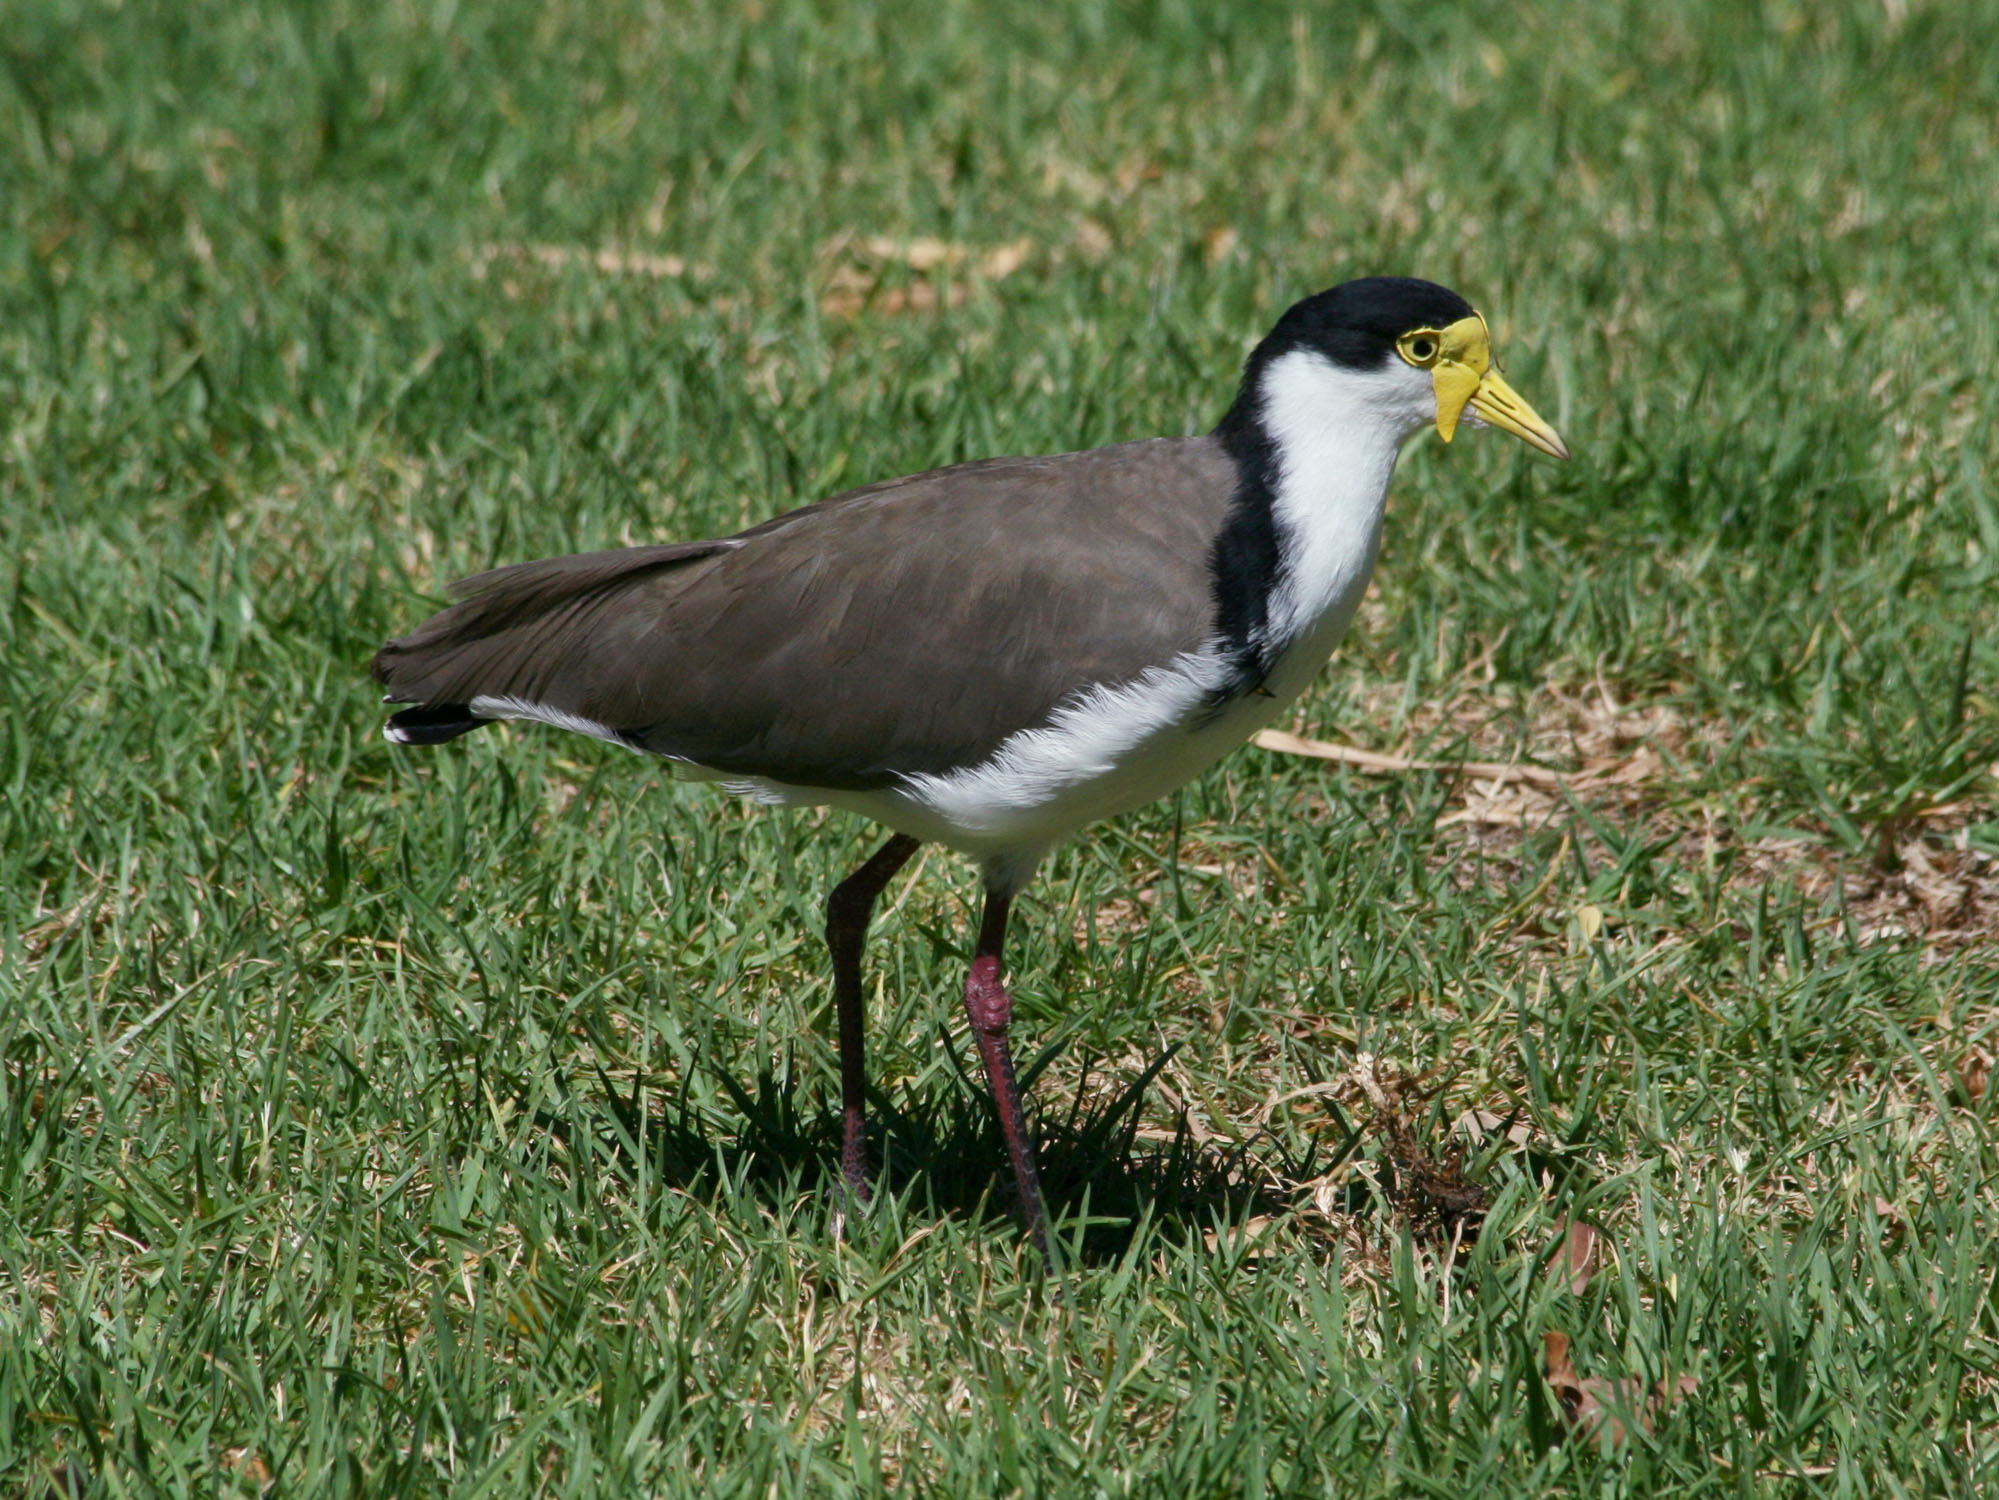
<box><xmin>370</xmin><ymin>436</ymin><xmax>1238</xmax><ymax>788</ymax></box>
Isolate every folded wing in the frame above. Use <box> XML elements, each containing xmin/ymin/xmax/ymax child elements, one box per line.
<box><xmin>371</xmin><ymin>437</ymin><xmax>1237</xmax><ymax>788</ymax></box>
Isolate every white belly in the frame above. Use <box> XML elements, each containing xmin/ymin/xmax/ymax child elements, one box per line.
<box><xmin>864</xmin><ymin>658</ymin><xmax>1288</xmax><ymax>854</ymax></box>
<box><xmin>715</xmin><ymin>597</ymin><xmax>1361</xmax><ymax>865</ymax></box>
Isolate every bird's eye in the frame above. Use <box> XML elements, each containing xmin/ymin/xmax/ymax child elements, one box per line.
<box><xmin>1396</xmin><ymin>330</ymin><xmax>1444</xmax><ymax>367</ymax></box>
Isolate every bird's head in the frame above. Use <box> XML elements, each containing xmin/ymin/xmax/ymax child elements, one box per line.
<box><xmin>1229</xmin><ymin>277</ymin><xmax>1570</xmax><ymax>461</ymax></box>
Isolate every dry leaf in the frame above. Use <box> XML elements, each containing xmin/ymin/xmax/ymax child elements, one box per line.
<box><xmin>1449</xmin><ymin>1106</ymin><xmax>1535</xmax><ymax>1148</ymax></box>
<box><xmin>1253</xmin><ymin>727</ymin><xmax>1662</xmax><ymax>795</ymax></box>
<box><xmin>1256</xmin><ymin>726</ymin><xmax>1669</xmax><ymax>834</ymax></box>
<box><xmin>1959</xmin><ymin>1047</ymin><xmax>1990</xmax><ymax>1104</ymax></box>
<box><xmin>979</xmin><ymin>238</ymin><xmax>1033</xmax><ymax>278</ymax></box>
<box><xmin>1579</xmin><ymin>744</ymin><xmax>1665</xmax><ymax>787</ymax></box>
<box><xmin>1074</xmin><ymin>218</ymin><xmax>1113</xmax><ymax>260</ymax></box>
<box><xmin>857</xmin><ymin>234</ymin><xmax>962</xmax><ymax>270</ymax></box>
<box><xmin>1113</xmin><ymin>157</ymin><xmax>1162</xmax><ymax>195</ymax></box>
<box><xmin>1349</xmin><ymin>1053</ymin><xmax>1392</xmax><ymax>1110</ymax></box>
<box><xmin>852</xmin><ymin>235</ymin><xmax>1032</xmax><ymax>276</ymax></box>
<box><xmin>1202</xmin><ymin>1214</ymin><xmax>1280</xmax><ymax>1257</ymax></box>
<box><xmin>1549</xmin><ymin>1216</ymin><xmax>1599</xmax><ymax>1297</ymax></box>
<box><xmin>817</xmin><ymin>237</ymin><xmax>1032</xmax><ymax>318</ymax></box>
<box><xmin>819</xmin><ymin>280</ymin><xmax>965</xmax><ymax>318</ymax></box>
<box><xmin>1252</xmin><ymin>728</ymin><xmax>1575</xmax><ymax>787</ymax></box>
<box><xmin>1543</xmin><ymin>1331</ymin><xmax>1696</xmax><ymax>1444</ymax></box>
<box><xmin>1871</xmin><ymin>1195</ymin><xmax>1906</xmax><ymax>1237</ymax></box>
<box><xmin>470</xmin><ymin>242</ymin><xmax>696</xmax><ymax>279</ymax></box>
<box><xmin>1436</xmin><ymin>783</ymin><xmax>1563</xmax><ymax>831</ymax></box>
<box><xmin>222</xmin><ymin>1448</ymin><xmax>273</xmax><ymax>1486</ymax></box>
<box><xmin>1202</xmin><ymin>225</ymin><xmax>1240</xmax><ymax>265</ymax></box>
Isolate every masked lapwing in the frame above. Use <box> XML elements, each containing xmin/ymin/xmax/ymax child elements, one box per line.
<box><xmin>372</xmin><ymin>276</ymin><xmax>1568</xmax><ymax>1262</ymax></box>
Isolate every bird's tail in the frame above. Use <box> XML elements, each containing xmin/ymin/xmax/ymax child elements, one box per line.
<box><xmin>370</xmin><ymin>541</ymin><xmax>727</xmax><ymax>747</ymax></box>
<box><xmin>382</xmin><ymin>702</ymin><xmax>489</xmax><ymax>745</ymax></box>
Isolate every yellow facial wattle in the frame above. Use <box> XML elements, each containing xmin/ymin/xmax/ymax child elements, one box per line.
<box><xmin>1400</xmin><ymin>312</ymin><xmax>1570</xmax><ymax>460</ymax></box>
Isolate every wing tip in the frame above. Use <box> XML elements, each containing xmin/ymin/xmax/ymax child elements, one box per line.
<box><xmin>382</xmin><ymin>703</ymin><xmax>489</xmax><ymax>746</ymax></box>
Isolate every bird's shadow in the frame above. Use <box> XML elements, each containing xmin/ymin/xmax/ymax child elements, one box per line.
<box><xmin>556</xmin><ymin>1036</ymin><xmax>1341</xmax><ymax>1264</ymax></box>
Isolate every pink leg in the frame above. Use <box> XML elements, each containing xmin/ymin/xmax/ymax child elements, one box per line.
<box><xmin>824</xmin><ymin>834</ymin><xmax>921</xmax><ymax>1199</ymax></box>
<box><xmin>963</xmin><ymin>894</ymin><xmax>1052</xmax><ymax>1263</ymax></box>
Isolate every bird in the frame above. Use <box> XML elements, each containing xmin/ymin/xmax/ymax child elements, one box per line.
<box><xmin>371</xmin><ymin>276</ymin><xmax>1568</xmax><ymax>1263</ymax></box>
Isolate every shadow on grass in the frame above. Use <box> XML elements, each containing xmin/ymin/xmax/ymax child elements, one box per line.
<box><xmin>560</xmin><ymin>1040</ymin><xmax>1356</xmax><ymax>1264</ymax></box>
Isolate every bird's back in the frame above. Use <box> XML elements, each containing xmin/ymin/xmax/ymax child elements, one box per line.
<box><xmin>372</xmin><ymin>436</ymin><xmax>1240</xmax><ymax>787</ymax></box>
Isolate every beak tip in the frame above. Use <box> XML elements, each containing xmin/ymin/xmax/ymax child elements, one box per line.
<box><xmin>1465</xmin><ymin>371</ymin><xmax>1570</xmax><ymax>465</ymax></box>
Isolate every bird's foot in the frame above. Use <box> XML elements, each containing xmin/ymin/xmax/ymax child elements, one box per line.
<box><xmin>962</xmin><ymin>956</ymin><xmax>1054</xmax><ymax>1268</ymax></box>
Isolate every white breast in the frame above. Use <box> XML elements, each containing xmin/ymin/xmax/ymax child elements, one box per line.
<box><xmin>1257</xmin><ymin>346</ymin><xmax>1414</xmax><ymax>672</ymax></box>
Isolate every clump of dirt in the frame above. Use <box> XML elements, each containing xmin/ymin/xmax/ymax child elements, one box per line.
<box><xmin>1801</xmin><ymin>837</ymin><xmax>1998</xmax><ymax>950</ymax></box>
<box><xmin>1350</xmin><ymin>1058</ymin><xmax>1490</xmax><ymax>1244</ymax></box>
<box><xmin>1378</xmin><ymin>1121</ymin><xmax>1489</xmax><ymax>1241</ymax></box>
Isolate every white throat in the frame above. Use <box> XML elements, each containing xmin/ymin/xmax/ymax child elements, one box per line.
<box><xmin>1253</xmin><ymin>348</ymin><xmax>1429</xmax><ymax>691</ymax></box>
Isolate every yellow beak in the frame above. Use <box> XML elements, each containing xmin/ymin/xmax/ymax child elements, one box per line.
<box><xmin>1430</xmin><ymin>314</ymin><xmax>1570</xmax><ymax>461</ymax></box>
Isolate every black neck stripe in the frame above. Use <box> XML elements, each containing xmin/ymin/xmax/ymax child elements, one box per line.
<box><xmin>1206</xmin><ymin>379</ymin><xmax>1284</xmax><ymax>700</ymax></box>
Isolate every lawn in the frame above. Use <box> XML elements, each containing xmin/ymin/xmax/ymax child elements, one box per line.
<box><xmin>3</xmin><ymin>0</ymin><xmax>1998</xmax><ymax>1493</ymax></box>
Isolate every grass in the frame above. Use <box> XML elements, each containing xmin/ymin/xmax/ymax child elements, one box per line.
<box><xmin>4</xmin><ymin>0</ymin><xmax>1998</xmax><ymax>1492</ymax></box>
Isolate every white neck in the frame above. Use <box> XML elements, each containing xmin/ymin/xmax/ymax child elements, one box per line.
<box><xmin>1253</xmin><ymin>349</ymin><xmax>1429</xmax><ymax>686</ymax></box>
